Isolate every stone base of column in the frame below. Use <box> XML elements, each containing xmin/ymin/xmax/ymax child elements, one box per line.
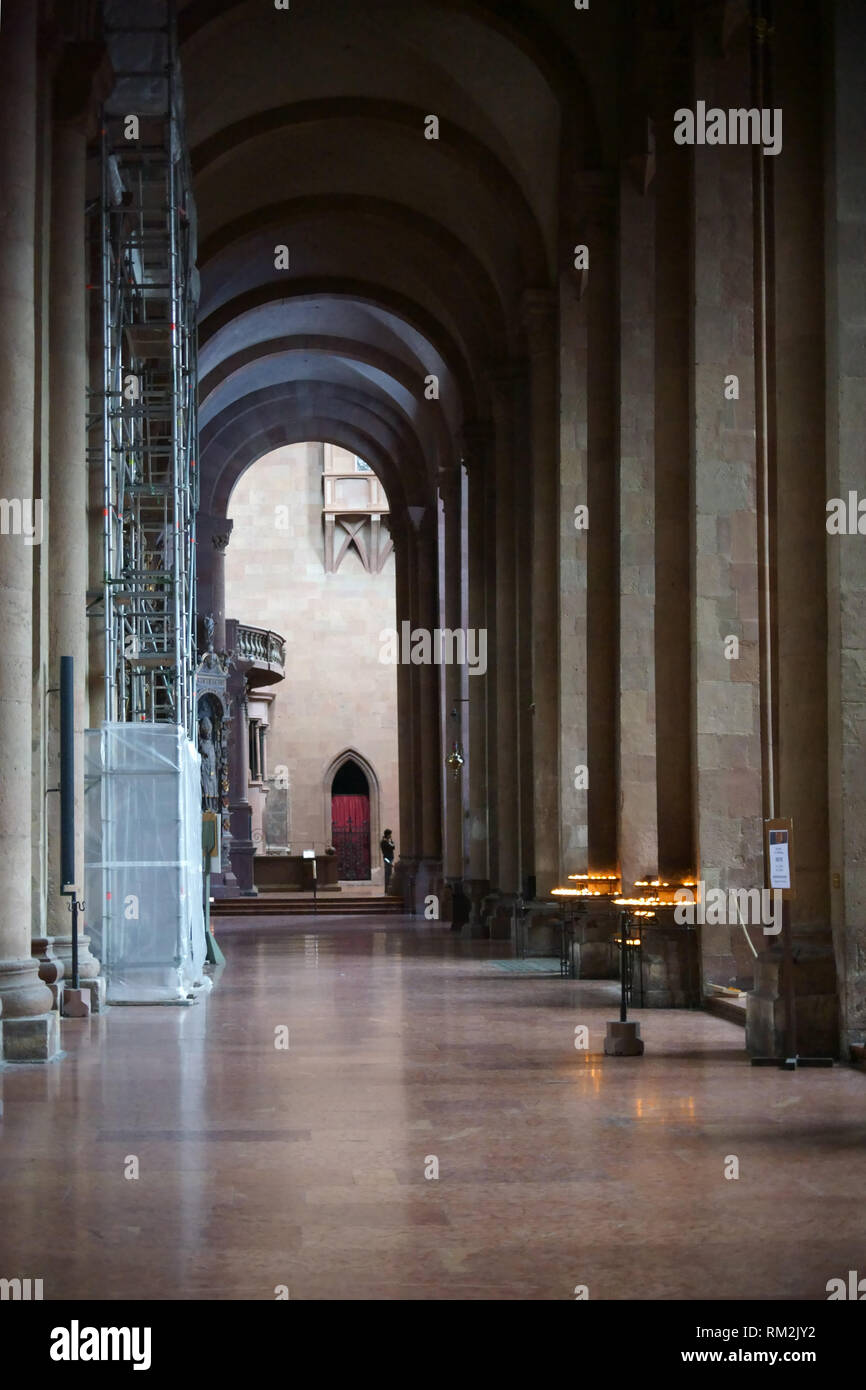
<box><xmin>482</xmin><ymin>892</ymin><xmax>521</xmax><ymax>941</ymax></box>
<box><xmin>463</xmin><ymin>879</ymin><xmax>491</xmax><ymax>937</ymax></box>
<box><xmin>443</xmin><ymin>878</ymin><xmax>472</xmax><ymax>931</ymax></box>
<box><xmin>228</xmin><ymin>838</ymin><xmax>258</xmax><ymax>895</ymax></box>
<box><xmin>46</xmin><ymin>934</ymin><xmax>101</xmax><ymax>981</ymax></box>
<box><xmin>210</xmin><ymin>872</ymin><xmax>241</xmax><ymax>900</ymax></box>
<box><xmin>638</xmin><ymin>916</ymin><xmax>701</xmax><ymax>1008</ymax></box>
<box><xmin>32</xmin><ymin>937</ymin><xmax>64</xmax><ymax>1004</ymax></box>
<box><xmin>2</xmin><ymin>1010</ymin><xmax>61</xmax><ymax>1062</ymax></box>
<box><xmin>0</xmin><ymin>957</ymin><xmax>56</xmax><ymax>1020</ymax></box>
<box><xmin>746</xmin><ymin>940</ymin><xmax>839</xmax><ymax>1059</ymax></box>
<box><xmin>390</xmin><ymin>855</ymin><xmax>417</xmax><ymax>909</ymax></box>
<box><xmin>33</xmin><ymin>936</ymin><xmax>103</xmax><ymax>1008</ymax></box>
<box><xmin>574</xmin><ymin>903</ymin><xmax>620</xmax><ymax>979</ymax></box>
<box><xmin>414</xmin><ymin>860</ymin><xmax>443</xmax><ymax>919</ymax></box>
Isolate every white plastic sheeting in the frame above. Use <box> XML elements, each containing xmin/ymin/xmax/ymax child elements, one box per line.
<box><xmin>85</xmin><ymin>723</ymin><xmax>208</xmax><ymax>1003</ymax></box>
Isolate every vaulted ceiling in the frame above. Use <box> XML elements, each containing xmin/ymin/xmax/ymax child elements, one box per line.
<box><xmin>179</xmin><ymin>0</ymin><xmax>615</xmax><ymax>522</ymax></box>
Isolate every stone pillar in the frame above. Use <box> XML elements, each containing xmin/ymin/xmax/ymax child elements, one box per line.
<box><xmin>30</xmin><ymin>20</ymin><xmax>55</xmax><ymax>999</ymax></box>
<box><xmin>197</xmin><ymin>512</ymin><xmax>233</xmax><ymax>652</ymax></box>
<box><xmin>224</xmin><ymin>623</ymin><xmax>257</xmax><ymax>895</ymax></box>
<box><xmin>40</xmin><ymin>112</ymin><xmax>102</xmax><ymax>1005</ymax></box>
<box><xmin>464</xmin><ymin>424</ymin><xmax>493</xmax><ymax>927</ymax></box>
<box><xmin>691</xmin><ymin>14</ymin><xmax>764</xmax><ymax>990</ymax></box>
<box><xmin>0</xmin><ymin>0</ymin><xmax>58</xmax><ymax>1054</ymax></box>
<box><xmin>652</xmin><ymin>49</ymin><xmax>695</xmax><ymax>885</ymax></box>
<box><xmin>746</xmin><ymin>1</ymin><xmax>837</xmax><ymax>1058</ymax></box>
<box><xmin>438</xmin><ymin>461</ymin><xmax>465</xmax><ymax>892</ymax></box>
<box><xmin>415</xmin><ymin>514</ymin><xmax>443</xmax><ymax>907</ymax></box>
<box><xmin>559</xmin><ymin>274</ymin><xmax>589</xmax><ymax>880</ymax></box>
<box><xmin>522</xmin><ymin>290</ymin><xmax>561</xmax><ymax>897</ymax></box>
<box><xmin>391</xmin><ymin>520</ymin><xmax>418</xmax><ymax>905</ymax></box>
<box><xmin>617</xmin><ymin>164</ymin><xmax>659</xmax><ymax>891</ymax></box>
<box><xmin>824</xmin><ymin>0</ymin><xmax>866</xmax><ymax>1057</ymax></box>
<box><xmin>488</xmin><ymin>367</ymin><xmax>522</xmax><ymax>898</ymax></box>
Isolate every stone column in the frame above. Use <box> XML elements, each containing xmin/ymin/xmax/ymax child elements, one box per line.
<box><xmin>438</xmin><ymin>461</ymin><xmax>465</xmax><ymax>894</ymax></box>
<box><xmin>617</xmin><ymin>163</ymin><xmax>658</xmax><ymax>891</ymax></box>
<box><xmin>40</xmin><ymin>108</ymin><xmax>102</xmax><ymax>1006</ymax></box>
<box><xmin>197</xmin><ymin>512</ymin><xmax>233</xmax><ymax>653</ymax></box>
<box><xmin>391</xmin><ymin>520</ymin><xmax>418</xmax><ymax>905</ymax></box>
<box><xmin>464</xmin><ymin>424</ymin><xmax>494</xmax><ymax>927</ymax></box>
<box><xmin>745</xmin><ymin>1</ymin><xmax>837</xmax><ymax>1058</ymax></box>
<box><xmin>824</xmin><ymin>0</ymin><xmax>866</xmax><ymax>1058</ymax></box>
<box><xmin>0</xmin><ymin>0</ymin><xmax>58</xmax><ymax>1054</ymax></box>
<box><xmin>488</xmin><ymin>367</ymin><xmax>522</xmax><ymax>898</ymax></box>
<box><xmin>522</xmin><ymin>290</ymin><xmax>561</xmax><ymax>897</ymax></box>
<box><xmin>224</xmin><ymin>622</ymin><xmax>257</xmax><ymax>896</ymax></box>
<box><xmin>652</xmin><ymin>49</ymin><xmax>695</xmax><ymax>885</ymax></box>
<box><xmin>559</xmin><ymin>273</ymin><xmax>589</xmax><ymax>879</ymax></box>
<box><xmin>584</xmin><ymin>192</ymin><xmax>619</xmax><ymax>877</ymax></box>
<box><xmin>691</xmin><ymin>14</ymin><xmax>764</xmax><ymax>991</ymax></box>
<box><xmin>563</xmin><ymin>174</ymin><xmax>619</xmax><ymax>880</ymax></box>
<box><xmin>415</xmin><ymin>513</ymin><xmax>443</xmax><ymax>907</ymax></box>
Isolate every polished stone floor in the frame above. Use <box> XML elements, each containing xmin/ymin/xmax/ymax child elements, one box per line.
<box><xmin>1</xmin><ymin>916</ymin><xmax>864</xmax><ymax>1300</ymax></box>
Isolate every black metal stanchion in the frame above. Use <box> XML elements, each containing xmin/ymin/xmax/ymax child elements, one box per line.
<box><xmin>604</xmin><ymin>910</ymin><xmax>644</xmax><ymax>1056</ymax></box>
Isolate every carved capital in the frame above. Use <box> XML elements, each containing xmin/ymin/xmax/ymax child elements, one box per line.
<box><xmin>198</xmin><ymin>512</ymin><xmax>234</xmax><ymax>553</ymax></box>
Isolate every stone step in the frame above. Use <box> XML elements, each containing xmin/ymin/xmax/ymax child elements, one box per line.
<box><xmin>211</xmin><ymin>895</ymin><xmax>405</xmax><ymax>917</ymax></box>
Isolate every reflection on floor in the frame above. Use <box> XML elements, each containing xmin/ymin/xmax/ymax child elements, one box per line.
<box><xmin>0</xmin><ymin>916</ymin><xmax>862</xmax><ymax>1300</ymax></box>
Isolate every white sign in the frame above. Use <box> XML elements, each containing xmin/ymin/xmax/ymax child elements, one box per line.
<box><xmin>768</xmin><ymin>830</ymin><xmax>791</xmax><ymax>891</ymax></box>
<box><xmin>302</xmin><ymin>849</ymin><xmax>316</xmax><ymax>860</ymax></box>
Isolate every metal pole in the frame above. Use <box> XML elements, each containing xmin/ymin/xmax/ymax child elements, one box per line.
<box><xmin>619</xmin><ymin>911</ymin><xmax>628</xmax><ymax>1023</ymax></box>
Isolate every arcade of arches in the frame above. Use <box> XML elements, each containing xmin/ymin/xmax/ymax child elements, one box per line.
<box><xmin>0</xmin><ymin>0</ymin><xmax>865</xmax><ymax>1303</ymax></box>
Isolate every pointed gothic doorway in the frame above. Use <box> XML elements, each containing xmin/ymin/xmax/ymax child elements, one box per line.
<box><xmin>331</xmin><ymin>758</ymin><xmax>371</xmax><ymax>880</ymax></box>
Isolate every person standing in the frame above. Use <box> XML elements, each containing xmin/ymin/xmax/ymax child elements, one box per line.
<box><xmin>380</xmin><ymin>829</ymin><xmax>395</xmax><ymax>893</ymax></box>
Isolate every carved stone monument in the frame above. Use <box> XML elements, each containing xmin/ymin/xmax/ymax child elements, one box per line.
<box><xmin>195</xmin><ymin>615</ymin><xmax>237</xmax><ymax>894</ymax></box>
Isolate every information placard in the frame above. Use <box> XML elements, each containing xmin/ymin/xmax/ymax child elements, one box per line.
<box><xmin>764</xmin><ymin>817</ymin><xmax>795</xmax><ymax>900</ymax></box>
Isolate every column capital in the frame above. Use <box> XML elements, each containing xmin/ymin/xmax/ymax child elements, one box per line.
<box><xmin>198</xmin><ymin>512</ymin><xmax>234</xmax><ymax>552</ymax></box>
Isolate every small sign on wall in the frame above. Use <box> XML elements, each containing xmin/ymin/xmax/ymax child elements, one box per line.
<box><xmin>765</xmin><ymin>817</ymin><xmax>795</xmax><ymax>900</ymax></box>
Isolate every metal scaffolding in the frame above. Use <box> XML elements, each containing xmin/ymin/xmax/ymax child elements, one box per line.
<box><xmin>92</xmin><ymin>0</ymin><xmax>198</xmax><ymax>736</ymax></box>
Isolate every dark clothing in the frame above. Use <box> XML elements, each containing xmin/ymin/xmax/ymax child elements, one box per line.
<box><xmin>380</xmin><ymin>837</ymin><xmax>395</xmax><ymax>893</ymax></box>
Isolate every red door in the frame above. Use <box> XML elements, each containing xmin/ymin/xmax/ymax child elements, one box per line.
<box><xmin>331</xmin><ymin>792</ymin><xmax>371</xmax><ymax>880</ymax></box>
